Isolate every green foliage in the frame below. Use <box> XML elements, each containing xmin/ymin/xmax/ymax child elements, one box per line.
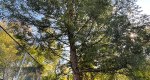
<box><xmin>7</xmin><ymin>21</ymin><xmax>63</xmax><ymax>78</ymax></box>
<box><xmin>0</xmin><ymin>30</ymin><xmax>19</xmax><ymax>67</ymax></box>
<box><xmin>1</xmin><ymin>0</ymin><xmax>150</xmax><ymax>79</ymax></box>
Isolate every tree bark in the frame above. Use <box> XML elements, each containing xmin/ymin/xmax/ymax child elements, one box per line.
<box><xmin>66</xmin><ymin>20</ymin><xmax>82</xmax><ymax>80</ymax></box>
<box><xmin>68</xmin><ymin>34</ymin><xmax>82</xmax><ymax>80</ymax></box>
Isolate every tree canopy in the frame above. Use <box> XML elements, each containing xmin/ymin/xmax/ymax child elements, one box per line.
<box><xmin>0</xmin><ymin>0</ymin><xmax>150</xmax><ymax>80</ymax></box>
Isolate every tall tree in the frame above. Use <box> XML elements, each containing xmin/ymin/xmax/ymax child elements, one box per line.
<box><xmin>2</xmin><ymin>0</ymin><xmax>112</xmax><ymax>79</ymax></box>
<box><xmin>1</xmin><ymin>0</ymin><xmax>150</xmax><ymax>79</ymax></box>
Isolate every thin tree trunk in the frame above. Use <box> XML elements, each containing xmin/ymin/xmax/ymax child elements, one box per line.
<box><xmin>3</xmin><ymin>68</ymin><xmax>8</xmax><ymax>80</ymax></box>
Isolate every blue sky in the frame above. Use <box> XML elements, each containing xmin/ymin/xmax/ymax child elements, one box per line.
<box><xmin>137</xmin><ymin>0</ymin><xmax>150</xmax><ymax>15</ymax></box>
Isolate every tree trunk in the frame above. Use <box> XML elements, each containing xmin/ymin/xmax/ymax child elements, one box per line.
<box><xmin>66</xmin><ymin>0</ymin><xmax>82</xmax><ymax>79</ymax></box>
<box><xmin>67</xmin><ymin>29</ymin><xmax>82</xmax><ymax>80</ymax></box>
<box><xmin>70</xmin><ymin>45</ymin><xmax>82</xmax><ymax>80</ymax></box>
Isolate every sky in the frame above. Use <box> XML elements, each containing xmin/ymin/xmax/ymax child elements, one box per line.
<box><xmin>137</xmin><ymin>0</ymin><xmax>150</xmax><ymax>15</ymax></box>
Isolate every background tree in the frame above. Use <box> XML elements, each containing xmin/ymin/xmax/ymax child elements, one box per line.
<box><xmin>8</xmin><ymin>21</ymin><xmax>63</xmax><ymax>79</ymax></box>
<box><xmin>0</xmin><ymin>20</ymin><xmax>20</xmax><ymax>80</ymax></box>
